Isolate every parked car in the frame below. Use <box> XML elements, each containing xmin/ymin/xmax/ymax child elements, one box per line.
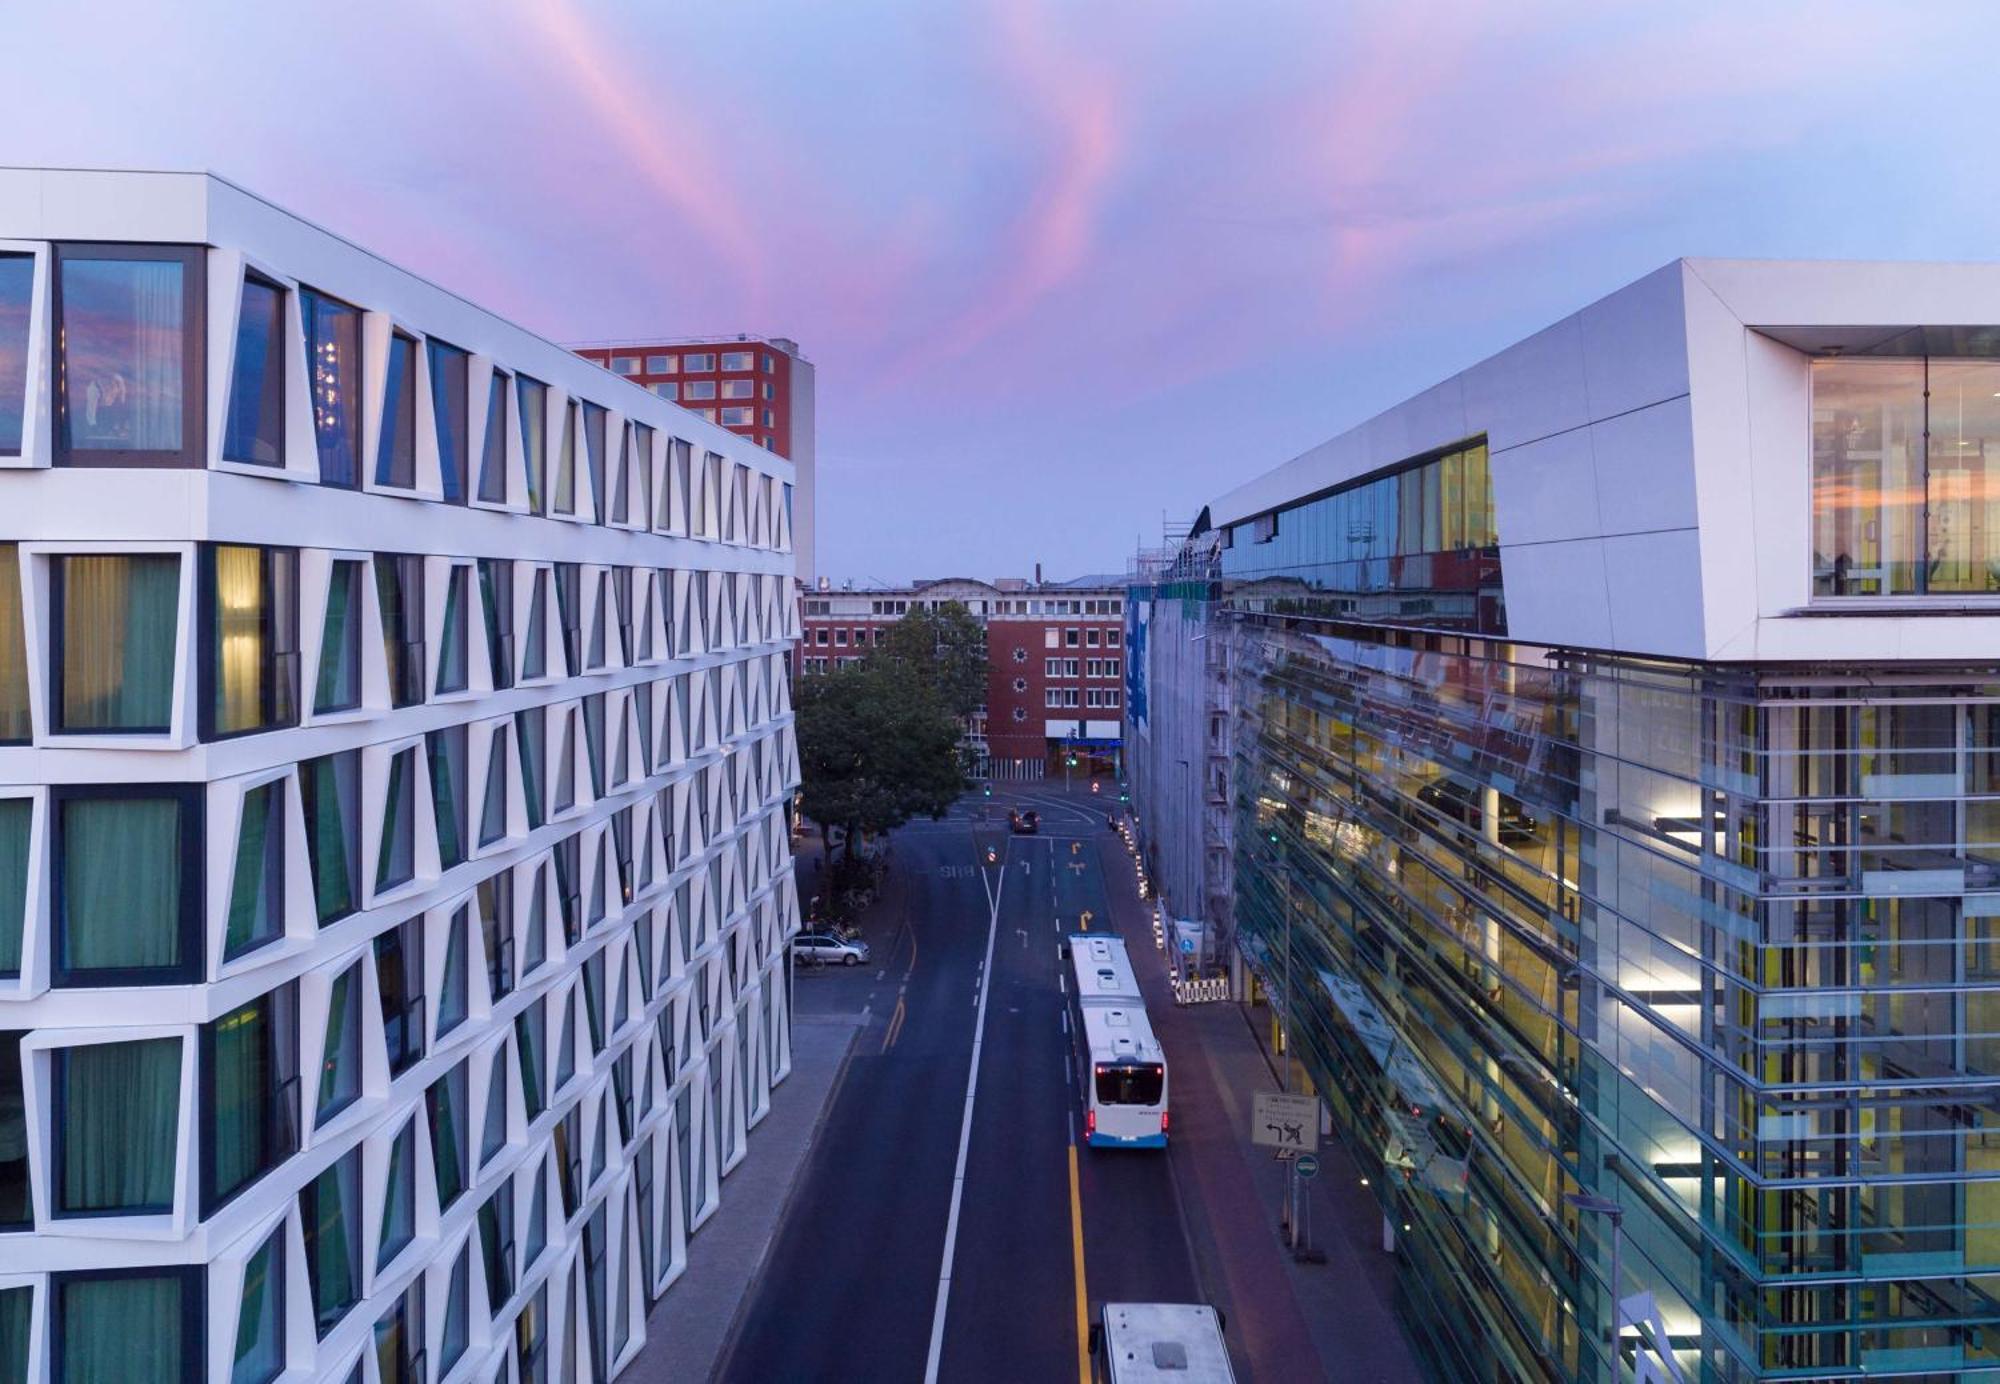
<box><xmin>1416</xmin><ymin>777</ymin><xmax>1538</xmax><ymax>844</ymax></box>
<box><xmin>1009</xmin><ymin>808</ymin><xmax>1041</xmax><ymax>835</ymax></box>
<box><xmin>793</xmin><ymin>932</ymin><xmax>870</xmax><ymax>966</ymax></box>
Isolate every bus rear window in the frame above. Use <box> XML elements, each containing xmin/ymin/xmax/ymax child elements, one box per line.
<box><xmin>1096</xmin><ymin>1063</ymin><xmax>1164</xmax><ymax>1105</ymax></box>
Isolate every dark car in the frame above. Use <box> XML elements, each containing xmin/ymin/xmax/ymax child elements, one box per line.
<box><xmin>1009</xmin><ymin>808</ymin><xmax>1041</xmax><ymax>835</ymax></box>
<box><xmin>1416</xmin><ymin>778</ymin><xmax>1538</xmax><ymax>844</ymax></box>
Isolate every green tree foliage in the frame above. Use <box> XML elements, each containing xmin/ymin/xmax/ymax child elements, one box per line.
<box><xmin>794</xmin><ymin>655</ymin><xmax>967</xmax><ymax>860</ymax></box>
<box><xmin>874</xmin><ymin>601</ymin><xmax>988</xmax><ymax>720</ymax></box>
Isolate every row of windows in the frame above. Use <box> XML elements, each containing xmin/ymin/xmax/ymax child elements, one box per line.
<box><xmin>1042</xmin><ymin>688</ymin><xmax>1124</xmax><ymax>709</ymax></box>
<box><xmin>641</xmin><ymin>380</ymin><xmax>775</xmax><ymax>404</ymax></box>
<box><xmin>807</xmin><ymin>625</ymin><xmax>882</xmax><ymax>648</ymax></box>
<box><xmin>1041</xmin><ymin>626</ymin><xmax>1120</xmax><ymax>649</ymax></box>
<box><xmin>797</xmin><ymin>597</ymin><xmax>1125</xmax><ymax>619</ymax></box>
<box><xmin>0</xmin><ymin>246</ymin><xmax>791</xmax><ymax>552</ymax></box>
<box><xmin>605</xmin><ymin>349</ymin><xmax>776</xmax><ymax>377</ymax></box>
<box><xmin>1041</xmin><ymin>658</ymin><xmax>1122</xmax><ymax>679</ymax></box>
<box><xmin>0</xmin><ymin>543</ymin><xmax>797</xmax><ymax>746</ymax></box>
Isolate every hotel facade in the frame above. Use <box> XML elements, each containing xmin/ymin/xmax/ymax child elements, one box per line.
<box><xmin>0</xmin><ymin>169</ymin><xmax>802</xmax><ymax>1382</ymax></box>
<box><xmin>1130</xmin><ymin>261</ymin><xmax>2000</xmax><ymax>1381</ymax></box>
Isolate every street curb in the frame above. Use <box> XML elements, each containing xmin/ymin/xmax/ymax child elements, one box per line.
<box><xmin>705</xmin><ymin>1014</ymin><xmax>867</xmax><ymax>1383</ymax></box>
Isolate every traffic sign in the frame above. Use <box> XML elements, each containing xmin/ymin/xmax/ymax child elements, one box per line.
<box><xmin>1251</xmin><ymin>1091</ymin><xmax>1319</xmax><ymax>1153</ymax></box>
<box><xmin>1295</xmin><ymin>1154</ymin><xmax>1320</xmax><ymax>1181</ymax></box>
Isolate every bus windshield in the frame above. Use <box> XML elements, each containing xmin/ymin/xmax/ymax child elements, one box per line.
<box><xmin>1096</xmin><ymin>1063</ymin><xmax>1164</xmax><ymax>1105</ymax></box>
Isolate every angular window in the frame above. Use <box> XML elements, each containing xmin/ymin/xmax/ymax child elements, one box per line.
<box><xmin>376</xmin><ymin>747</ymin><xmax>417</xmax><ymax>895</ymax></box>
<box><xmin>554</xmin><ymin>398</ymin><xmax>577</xmax><ymax>515</ymax></box>
<box><xmin>588</xmin><ymin>572</ymin><xmax>608</xmax><ymax>670</ymax></box>
<box><xmin>374</xmin><ymin>1277</ymin><xmax>423</xmax><ymax>1384</ymax></box>
<box><xmin>611</xmin><ymin>422</ymin><xmax>631</xmax><ymax>525</ymax></box>
<box><xmin>54</xmin><ymin>553</ymin><xmax>179</xmax><ymax>733</ymax></box>
<box><xmin>378</xmin><ymin>1116</ymin><xmax>417</xmax><ymax>1268</ymax></box>
<box><xmin>0</xmin><ymin>797</ymin><xmax>27</xmax><ymax>978</ymax></box>
<box><xmin>437</xmin><ymin>564</ymin><xmax>469</xmax><ymax>695</ymax></box>
<box><xmin>479</xmin><ymin>730</ymin><xmax>509</xmax><ymax>848</ymax></box>
<box><xmin>301</xmin><ymin>287</ymin><xmax>363</xmax><ymax>486</ymax></box>
<box><xmin>583</xmin><ymin>1204</ymin><xmax>609</xmax><ymax>1380</ymax></box>
<box><xmin>554</xmin><ymin>834</ymin><xmax>581</xmax><ymax>945</ymax></box>
<box><xmin>582</xmin><ymin>951</ymin><xmax>606</xmax><ymax>1053</ymax></box>
<box><xmin>54</xmin><ymin>244</ymin><xmax>202</xmax><ymax>467</ymax></box>
<box><xmin>55</xmin><ymin>785</ymin><xmax>199</xmax><ymax>985</ymax></box>
<box><xmin>203</xmin><ymin>543</ymin><xmax>300</xmax><ymax>739</ymax></box>
<box><xmin>429</xmin><ymin>1060</ymin><xmax>469</xmax><ymax>1212</ymax></box>
<box><xmin>375</xmin><ymin>330</ymin><xmax>417</xmax><ymax>489</ymax></box>
<box><xmin>584</xmin><ymin>694</ymin><xmax>606</xmax><ymax>800</ymax></box>
<box><xmin>201</xmin><ymin>983</ymin><xmax>299</xmax><ymax>1213</ymax></box>
<box><xmin>523</xmin><ymin>863</ymin><xmax>548</xmax><ymax>975</ymax></box>
<box><xmin>0</xmin><ymin>1032</ymin><xmax>28</xmax><ymax>1228</ymax></box>
<box><xmin>523</xmin><ymin>567</ymin><xmax>549</xmax><ymax>681</ymax></box>
<box><xmin>634</xmin><ymin>422</ymin><xmax>656</xmax><ymax>526</ymax></box>
<box><xmin>479</xmin><ymin>368</ymin><xmax>511</xmax><ymax>503</ymax></box>
<box><xmin>517</xmin><ymin>374</ymin><xmax>548</xmax><ymax>515</ymax></box>
<box><xmin>54</xmin><ymin>1268</ymin><xmax>201</xmax><ymax>1383</ymax></box>
<box><xmin>554</xmin><ymin>710</ymin><xmax>576</xmax><ymax>814</ymax></box>
<box><xmin>515</xmin><ymin>996</ymin><xmax>545</xmax><ymax>1120</ymax></box>
<box><xmin>555</xmin><ymin>563</ymin><xmax>581</xmax><ymax>676</ymax></box>
<box><xmin>553</xmin><ymin>1108</ymin><xmax>580</xmax><ymax>1217</ymax></box>
<box><xmin>428</xmin><ymin>337</ymin><xmax>469</xmax><ymax>504</ymax></box>
<box><xmin>612</xmin><ymin>567</ymin><xmax>634</xmax><ymax>667</ymax></box>
<box><xmin>374</xmin><ymin>553</ymin><xmax>425</xmax><ymax>710</ymax></box>
<box><xmin>634</xmin><ymin>681</ymin><xmax>654</xmax><ymax>776</ymax></box>
<box><xmin>300</xmin><ymin>750</ymin><xmax>361</xmax><ymax>925</ymax></box>
<box><xmin>441</xmin><ymin>1242</ymin><xmax>470</xmax><ymax>1376</ymax></box>
<box><xmin>0</xmin><ymin>254</ymin><xmax>31</xmax><ymax>455</ymax></box>
<box><xmin>478</xmin><ymin>1185</ymin><xmax>514</xmax><ymax>1310</ymax></box>
<box><xmin>439</xmin><ymin>901</ymin><xmax>470</xmax><ymax>1039</ymax></box>
<box><xmin>480</xmin><ymin>1050</ymin><xmax>509</xmax><ymax>1165</ymax></box>
<box><xmin>524</xmin><ymin>1162</ymin><xmax>548</xmax><ymax>1266</ymax></box>
<box><xmin>232</xmin><ymin>1226</ymin><xmax>285</xmax><ymax>1384</ymax></box>
<box><xmin>55</xmin><ymin>1036</ymin><xmax>181</xmax><ymax>1214</ymax></box>
<box><xmin>478</xmin><ymin>557</ymin><xmax>514</xmax><ymax>691</ymax></box>
<box><xmin>553</xmin><ymin>993</ymin><xmax>575</xmax><ymax>1091</ymax></box>
<box><xmin>479</xmin><ymin>869</ymin><xmax>519</xmax><ymax>1010</ymax></box>
<box><xmin>583</xmin><ymin>401</ymin><xmax>608</xmax><ymax>524</ymax></box>
<box><xmin>375</xmin><ymin>913</ymin><xmax>424</xmax><ymax>1077</ymax></box>
<box><xmin>429</xmin><ymin>723</ymin><xmax>469</xmax><ymax>874</ymax></box>
<box><xmin>0</xmin><ymin>544</ymin><xmax>25</xmax><ymax>743</ymax></box>
<box><xmin>302</xmin><ymin>1147</ymin><xmax>363</xmax><ymax>1336</ymax></box>
<box><xmin>224</xmin><ymin>274</ymin><xmax>286</xmax><ymax>467</ymax></box>
<box><xmin>516</xmin><ymin>706</ymin><xmax>546</xmax><ymax>831</ymax></box>
<box><xmin>317</xmin><ymin>959</ymin><xmax>364</xmax><ymax>1122</ymax></box>
<box><xmin>314</xmin><ymin>559</ymin><xmax>364</xmax><ymax>714</ymax></box>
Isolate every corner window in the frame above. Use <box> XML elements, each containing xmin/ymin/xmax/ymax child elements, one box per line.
<box><xmin>314</xmin><ymin>559</ymin><xmax>364</xmax><ymax>714</ymax></box>
<box><xmin>0</xmin><ymin>254</ymin><xmax>31</xmax><ymax>455</ymax></box>
<box><xmin>479</xmin><ymin>368</ymin><xmax>511</xmax><ymax>504</ymax></box>
<box><xmin>54</xmin><ymin>1036</ymin><xmax>183</xmax><ymax>1214</ymax></box>
<box><xmin>300</xmin><ymin>287</ymin><xmax>362</xmax><ymax>488</ymax></box>
<box><xmin>53</xmin><ymin>553</ymin><xmax>180</xmax><ymax>734</ymax></box>
<box><xmin>428</xmin><ymin>337</ymin><xmax>469</xmax><ymax>504</ymax></box>
<box><xmin>223</xmin><ymin>274</ymin><xmax>286</xmax><ymax>467</ymax></box>
<box><xmin>375</xmin><ymin>330</ymin><xmax>416</xmax><ymax>490</ymax></box>
<box><xmin>202</xmin><ymin>543</ymin><xmax>300</xmax><ymax>739</ymax></box>
<box><xmin>0</xmin><ymin>544</ymin><xmax>25</xmax><ymax>742</ymax></box>
<box><xmin>53</xmin><ymin>244</ymin><xmax>203</xmax><ymax>467</ymax></box>
<box><xmin>200</xmin><ymin>983</ymin><xmax>299</xmax><ymax>1213</ymax></box>
<box><xmin>300</xmin><ymin>750</ymin><xmax>361</xmax><ymax>925</ymax></box>
<box><xmin>54</xmin><ymin>784</ymin><xmax>200</xmax><ymax>986</ymax></box>
<box><xmin>53</xmin><ymin>1267</ymin><xmax>202</xmax><ymax>1382</ymax></box>
<box><xmin>301</xmin><ymin>1148</ymin><xmax>363</xmax><ymax>1337</ymax></box>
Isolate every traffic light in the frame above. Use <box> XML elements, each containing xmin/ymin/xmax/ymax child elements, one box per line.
<box><xmin>983</xmin><ymin>784</ymin><xmax>992</xmax><ymax>797</ymax></box>
<box><xmin>1067</xmin><ymin>755</ymin><xmax>1078</xmax><ymax>767</ymax></box>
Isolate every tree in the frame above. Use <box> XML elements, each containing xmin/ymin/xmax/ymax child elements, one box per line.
<box><xmin>874</xmin><ymin>602</ymin><xmax>987</xmax><ymax>720</ymax></box>
<box><xmin>794</xmin><ymin>655</ymin><xmax>967</xmax><ymax>864</ymax></box>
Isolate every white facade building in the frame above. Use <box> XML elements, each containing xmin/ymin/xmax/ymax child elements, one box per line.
<box><xmin>0</xmin><ymin>169</ymin><xmax>802</xmax><ymax>1383</ymax></box>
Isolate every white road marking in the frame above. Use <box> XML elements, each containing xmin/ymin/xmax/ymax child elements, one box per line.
<box><xmin>924</xmin><ymin>834</ymin><xmax>1007</xmax><ymax>1382</ymax></box>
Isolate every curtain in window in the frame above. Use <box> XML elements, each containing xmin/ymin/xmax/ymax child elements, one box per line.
<box><xmin>60</xmin><ymin>258</ymin><xmax>184</xmax><ymax>453</ymax></box>
<box><xmin>0</xmin><ymin>1284</ymin><xmax>29</xmax><ymax>1384</ymax></box>
<box><xmin>60</xmin><ymin>1037</ymin><xmax>179</xmax><ymax>1212</ymax></box>
<box><xmin>0</xmin><ymin>798</ymin><xmax>25</xmax><ymax>974</ymax></box>
<box><xmin>214</xmin><ymin>546</ymin><xmax>266</xmax><ymax>733</ymax></box>
<box><xmin>59</xmin><ymin>1272</ymin><xmax>185</xmax><ymax>1383</ymax></box>
<box><xmin>302</xmin><ymin>290</ymin><xmax>360</xmax><ymax>486</ymax></box>
<box><xmin>314</xmin><ymin>563</ymin><xmax>359</xmax><ymax>713</ymax></box>
<box><xmin>232</xmin><ymin>1228</ymin><xmax>284</xmax><ymax>1384</ymax></box>
<box><xmin>211</xmin><ymin>993</ymin><xmax>289</xmax><ymax>1205</ymax></box>
<box><xmin>304</xmin><ymin>1155</ymin><xmax>360</xmax><ymax>1334</ymax></box>
<box><xmin>60</xmin><ymin>555</ymin><xmax>178</xmax><ymax>730</ymax></box>
<box><xmin>62</xmin><ymin>796</ymin><xmax>181</xmax><ymax>974</ymax></box>
<box><xmin>225</xmin><ymin>782</ymin><xmax>283</xmax><ymax>959</ymax></box>
<box><xmin>0</xmin><ymin>545</ymin><xmax>26</xmax><ymax>741</ymax></box>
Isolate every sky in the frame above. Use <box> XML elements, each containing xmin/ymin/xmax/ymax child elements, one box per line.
<box><xmin>9</xmin><ymin>0</ymin><xmax>2000</xmax><ymax>583</ymax></box>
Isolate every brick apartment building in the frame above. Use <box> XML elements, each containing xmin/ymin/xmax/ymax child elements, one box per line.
<box><xmin>795</xmin><ymin>576</ymin><xmax>1126</xmax><ymax>779</ymax></box>
<box><xmin>573</xmin><ymin>334</ymin><xmax>819</xmax><ymax>580</ymax></box>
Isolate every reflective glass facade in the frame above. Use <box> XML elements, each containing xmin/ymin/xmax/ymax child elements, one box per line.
<box><xmin>1226</xmin><ymin>442</ymin><xmax>2000</xmax><ymax>1381</ymax></box>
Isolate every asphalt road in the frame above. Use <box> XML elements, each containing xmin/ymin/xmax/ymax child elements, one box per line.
<box><xmin>720</xmin><ymin>787</ymin><xmax>1201</xmax><ymax>1383</ymax></box>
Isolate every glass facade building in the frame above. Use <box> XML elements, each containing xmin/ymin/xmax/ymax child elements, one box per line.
<box><xmin>0</xmin><ymin>171</ymin><xmax>802</xmax><ymax>1383</ymax></box>
<box><xmin>1144</xmin><ymin>260</ymin><xmax>2000</xmax><ymax>1383</ymax></box>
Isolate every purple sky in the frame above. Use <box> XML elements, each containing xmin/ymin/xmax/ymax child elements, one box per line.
<box><xmin>11</xmin><ymin>1</ymin><xmax>2000</xmax><ymax>581</ymax></box>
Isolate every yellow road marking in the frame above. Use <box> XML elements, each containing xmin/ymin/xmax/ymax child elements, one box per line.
<box><xmin>880</xmin><ymin>994</ymin><xmax>907</xmax><ymax>1052</ymax></box>
<box><xmin>1069</xmin><ymin>1142</ymin><xmax>1090</xmax><ymax>1384</ymax></box>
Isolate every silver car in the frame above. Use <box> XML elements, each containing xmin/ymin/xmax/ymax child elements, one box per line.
<box><xmin>792</xmin><ymin>932</ymin><xmax>870</xmax><ymax>967</ymax></box>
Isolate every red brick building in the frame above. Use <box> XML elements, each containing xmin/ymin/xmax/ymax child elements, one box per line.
<box><xmin>572</xmin><ymin>335</ymin><xmax>818</xmax><ymax>579</ymax></box>
<box><xmin>795</xmin><ymin>576</ymin><xmax>1125</xmax><ymax>779</ymax></box>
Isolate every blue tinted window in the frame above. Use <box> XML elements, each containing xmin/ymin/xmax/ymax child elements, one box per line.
<box><xmin>300</xmin><ymin>288</ymin><xmax>361</xmax><ymax>486</ymax></box>
<box><xmin>224</xmin><ymin>277</ymin><xmax>285</xmax><ymax>466</ymax></box>
<box><xmin>376</xmin><ymin>332</ymin><xmax>415</xmax><ymax>489</ymax></box>
<box><xmin>428</xmin><ymin>338</ymin><xmax>469</xmax><ymax>504</ymax></box>
<box><xmin>58</xmin><ymin>254</ymin><xmax>189</xmax><ymax>456</ymax></box>
<box><xmin>0</xmin><ymin>255</ymin><xmax>30</xmax><ymax>454</ymax></box>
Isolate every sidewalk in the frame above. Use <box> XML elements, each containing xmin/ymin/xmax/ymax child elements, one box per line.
<box><xmin>622</xmin><ymin>1009</ymin><xmax>865</xmax><ymax>1384</ymax></box>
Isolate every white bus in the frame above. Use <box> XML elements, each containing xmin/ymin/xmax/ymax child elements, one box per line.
<box><xmin>1090</xmin><ymin>1303</ymin><xmax>1236</xmax><ymax>1384</ymax></box>
<box><xmin>1066</xmin><ymin>934</ymin><xmax>1169</xmax><ymax>1148</ymax></box>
